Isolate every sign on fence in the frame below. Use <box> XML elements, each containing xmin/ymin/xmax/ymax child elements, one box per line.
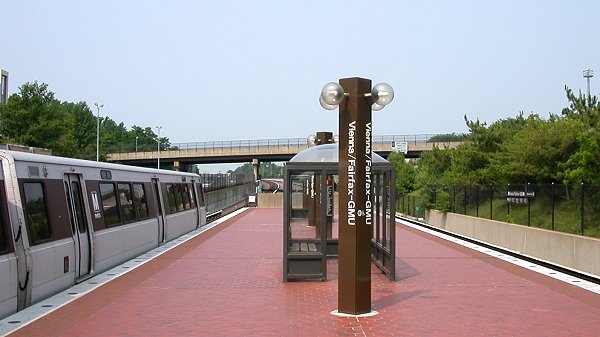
<box><xmin>506</xmin><ymin>191</ymin><xmax>535</xmax><ymax>205</ymax></box>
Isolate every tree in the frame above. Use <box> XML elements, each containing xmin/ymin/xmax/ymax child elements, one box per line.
<box><xmin>561</xmin><ymin>87</ymin><xmax>600</xmax><ymax>184</ymax></box>
<box><xmin>0</xmin><ymin>82</ymin><xmax>70</xmax><ymax>155</ymax></box>
<box><xmin>62</xmin><ymin>101</ymin><xmax>96</xmax><ymax>159</ymax></box>
<box><xmin>487</xmin><ymin>114</ymin><xmax>578</xmax><ymax>184</ymax></box>
<box><xmin>228</xmin><ymin>162</ymin><xmax>283</xmax><ymax>178</ymax></box>
<box><xmin>414</xmin><ymin>145</ymin><xmax>453</xmax><ymax>189</ymax></box>
<box><xmin>129</xmin><ymin>126</ymin><xmax>162</xmax><ymax>152</ymax></box>
<box><xmin>387</xmin><ymin>152</ymin><xmax>416</xmax><ymax>195</ymax></box>
<box><xmin>428</xmin><ymin>133</ymin><xmax>466</xmax><ymax>142</ymax></box>
<box><xmin>0</xmin><ymin>80</ymin><xmax>173</xmax><ymax>161</ymax></box>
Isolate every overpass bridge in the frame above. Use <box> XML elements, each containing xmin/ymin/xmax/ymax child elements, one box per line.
<box><xmin>106</xmin><ymin>134</ymin><xmax>462</xmax><ymax>169</ymax></box>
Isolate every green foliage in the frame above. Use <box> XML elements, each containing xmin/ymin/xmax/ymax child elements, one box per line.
<box><xmin>398</xmin><ymin>86</ymin><xmax>600</xmax><ymax>225</ymax></box>
<box><xmin>488</xmin><ymin>114</ymin><xmax>578</xmax><ymax>184</ymax></box>
<box><xmin>561</xmin><ymin>88</ymin><xmax>600</xmax><ymax>184</ymax></box>
<box><xmin>0</xmin><ymin>82</ymin><xmax>69</xmax><ymax>155</ymax></box>
<box><xmin>387</xmin><ymin>152</ymin><xmax>416</xmax><ymax>194</ymax></box>
<box><xmin>62</xmin><ymin>101</ymin><xmax>96</xmax><ymax>159</ymax></box>
<box><xmin>0</xmin><ymin>81</ymin><xmax>170</xmax><ymax>160</ymax></box>
<box><xmin>428</xmin><ymin>133</ymin><xmax>466</xmax><ymax>142</ymax></box>
<box><xmin>410</xmin><ymin>87</ymin><xmax>599</xmax><ymax>189</ymax></box>
<box><xmin>432</xmin><ymin>187</ymin><xmax>451</xmax><ymax>212</ymax></box>
<box><xmin>414</xmin><ymin>146</ymin><xmax>452</xmax><ymax>188</ymax></box>
<box><xmin>229</xmin><ymin>162</ymin><xmax>283</xmax><ymax>178</ymax></box>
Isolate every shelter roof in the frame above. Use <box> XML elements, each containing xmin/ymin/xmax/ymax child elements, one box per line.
<box><xmin>289</xmin><ymin>144</ymin><xmax>388</xmax><ymax>163</ymax></box>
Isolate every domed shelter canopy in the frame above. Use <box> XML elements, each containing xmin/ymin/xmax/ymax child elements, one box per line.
<box><xmin>283</xmin><ymin>144</ymin><xmax>396</xmax><ymax>282</ymax></box>
<box><xmin>289</xmin><ymin>143</ymin><xmax>388</xmax><ymax>164</ymax></box>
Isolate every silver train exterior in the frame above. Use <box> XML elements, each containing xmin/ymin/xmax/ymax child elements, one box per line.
<box><xmin>0</xmin><ymin>150</ymin><xmax>206</xmax><ymax>319</ymax></box>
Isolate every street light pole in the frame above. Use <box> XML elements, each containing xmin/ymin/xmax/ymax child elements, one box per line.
<box><xmin>94</xmin><ymin>102</ymin><xmax>104</xmax><ymax>161</ymax></box>
<box><xmin>135</xmin><ymin>136</ymin><xmax>139</xmax><ymax>152</ymax></box>
<box><xmin>156</xmin><ymin>126</ymin><xmax>162</xmax><ymax>169</ymax></box>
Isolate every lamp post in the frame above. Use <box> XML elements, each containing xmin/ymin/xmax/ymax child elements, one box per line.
<box><xmin>135</xmin><ymin>136</ymin><xmax>139</xmax><ymax>152</ymax></box>
<box><xmin>319</xmin><ymin>78</ymin><xmax>394</xmax><ymax>316</ymax></box>
<box><xmin>94</xmin><ymin>102</ymin><xmax>104</xmax><ymax>161</ymax></box>
<box><xmin>584</xmin><ymin>68</ymin><xmax>593</xmax><ymax>98</ymax></box>
<box><xmin>156</xmin><ymin>126</ymin><xmax>162</xmax><ymax>169</ymax></box>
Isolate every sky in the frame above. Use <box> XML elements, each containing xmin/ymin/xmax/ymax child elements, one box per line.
<box><xmin>2</xmin><ymin>1</ymin><xmax>599</xmax><ymax>147</ymax></box>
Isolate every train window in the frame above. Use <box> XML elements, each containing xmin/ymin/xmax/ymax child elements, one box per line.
<box><xmin>182</xmin><ymin>184</ymin><xmax>191</xmax><ymax>210</ymax></box>
<box><xmin>189</xmin><ymin>184</ymin><xmax>196</xmax><ymax>208</ymax></box>
<box><xmin>118</xmin><ymin>183</ymin><xmax>136</xmax><ymax>223</ymax></box>
<box><xmin>166</xmin><ymin>184</ymin><xmax>177</xmax><ymax>213</ymax></box>
<box><xmin>22</xmin><ymin>182</ymin><xmax>52</xmax><ymax>245</ymax></box>
<box><xmin>133</xmin><ymin>184</ymin><xmax>149</xmax><ymax>219</ymax></box>
<box><xmin>174</xmin><ymin>184</ymin><xmax>184</xmax><ymax>211</ymax></box>
<box><xmin>100</xmin><ymin>183</ymin><xmax>121</xmax><ymax>227</ymax></box>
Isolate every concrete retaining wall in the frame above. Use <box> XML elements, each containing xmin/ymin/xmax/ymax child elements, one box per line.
<box><xmin>257</xmin><ymin>193</ymin><xmax>284</xmax><ymax>208</ymax></box>
<box><xmin>425</xmin><ymin>210</ymin><xmax>600</xmax><ymax>278</ymax></box>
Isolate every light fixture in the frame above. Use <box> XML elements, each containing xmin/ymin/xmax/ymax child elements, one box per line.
<box><xmin>320</xmin><ymin>82</ymin><xmax>346</xmax><ymax>106</ymax></box>
<box><xmin>319</xmin><ymin>81</ymin><xmax>394</xmax><ymax>111</ymax></box>
<box><xmin>371</xmin><ymin>103</ymin><xmax>384</xmax><ymax>111</ymax></box>
<box><xmin>371</xmin><ymin>82</ymin><xmax>394</xmax><ymax>107</ymax></box>
<box><xmin>319</xmin><ymin>95</ymin><xmax>337</xmax><ymax>110</ymax></box>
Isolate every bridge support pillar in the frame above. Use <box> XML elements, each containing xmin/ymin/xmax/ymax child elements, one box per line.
<box><xmin>252</xmin><ymin>158</ymin><xmax>260</xmax><ymax>181</ymax></box>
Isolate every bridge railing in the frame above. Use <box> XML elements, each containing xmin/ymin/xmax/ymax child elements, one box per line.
<box><xmin>173</xmin><ymin>138</ymin><xmax>309</xmax><ymax>151</ymax></box>
<box><xmin>106</xmin><ymin>134</ymin><xmax>459</xmax><ymax>154</ymax></box>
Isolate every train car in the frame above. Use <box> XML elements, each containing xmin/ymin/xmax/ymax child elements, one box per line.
<box><xmin>0</xmin><ymin>150</ymin><xmax>206</xmax><ymax>319</ymax></box>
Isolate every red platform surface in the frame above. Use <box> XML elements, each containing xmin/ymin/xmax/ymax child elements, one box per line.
<box><xmin>8</xmin><ymin>208</ymin><xmax>600</xmax><ymax>336</ymax></box>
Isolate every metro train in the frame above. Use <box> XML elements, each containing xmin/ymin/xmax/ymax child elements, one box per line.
<box><xmin>0</xmin><ymin>150</ymin><xmax>206</xmax><ymax>319</ymax></box>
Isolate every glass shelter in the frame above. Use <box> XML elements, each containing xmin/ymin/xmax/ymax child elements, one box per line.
<box><xmin>283</xmin><ymin>144</ymin><xmax>396</xmax><ymax>282</ymax></box>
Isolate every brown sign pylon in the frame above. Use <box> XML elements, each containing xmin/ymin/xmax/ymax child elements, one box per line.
<box><xmin>337</xmin><ymin>77</ymin><xmax>373</xmax><ymax>315</ymax></box>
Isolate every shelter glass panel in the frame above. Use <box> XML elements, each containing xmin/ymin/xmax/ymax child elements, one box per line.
<box><xmin>288</xmin><ymin>173</ymin><xmax>322</xmax><ymax>254</ymax></box>
<box><xmin>328</xmin><ymin>174</ymin><xmax>339</xmax><ymax>242</ymax></box>
<box><xmin>384</xmin><ymin>172</ymin><xmax>392</xmax><ymax>249</ymax></box>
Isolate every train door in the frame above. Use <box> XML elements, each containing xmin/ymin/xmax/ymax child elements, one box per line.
<box><xmin>63</xmin><ymin>174</ymin><xmax>92</xmax><ymax>279</ymax></box>
<box><xmin>152</xmin><ymin>178</ymin><xmax>166</xmax><ymax>244</ymax></box>
<box><xmin>190</xmin><ymin>182</ymin><xmax>200</xmax><ymax>228</ymax></box>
